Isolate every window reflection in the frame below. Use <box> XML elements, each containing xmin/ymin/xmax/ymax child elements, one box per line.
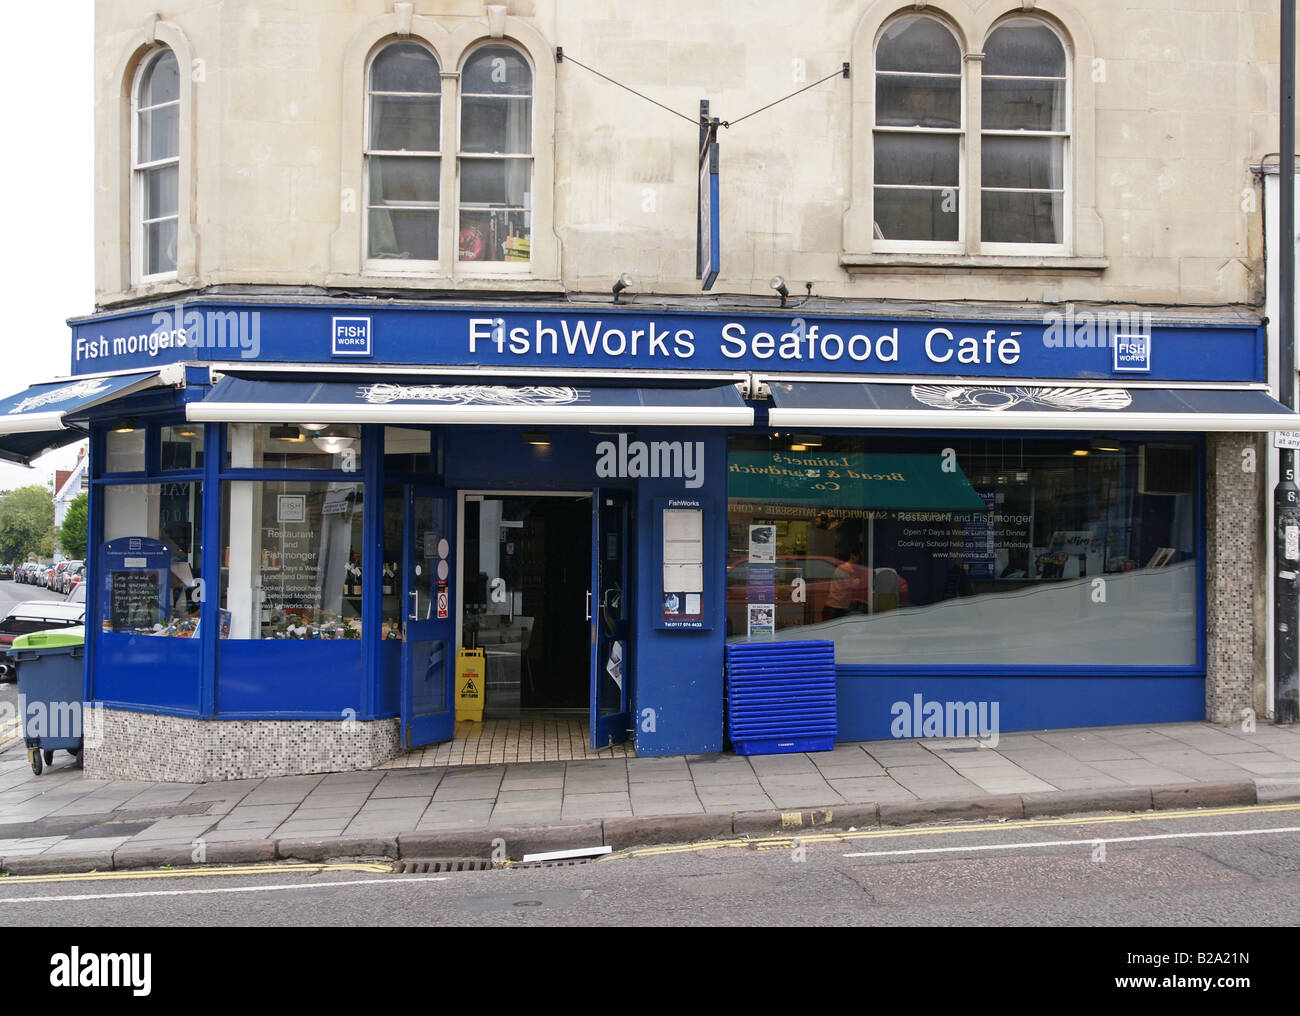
<box><xmin>727</xmin><ymin>435</ymin><xmax>1198</xmax><ymax>667</ymax></box>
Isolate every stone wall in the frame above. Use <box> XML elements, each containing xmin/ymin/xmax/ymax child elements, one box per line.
<box><xmin>93</xmin><ymin>0</ymin><xmax>1275</xmax><ymax>309</ymax></box>
<box><xmin>83</xmin><ymin>709</ymin><xmax>402</xmax><ymax>782</ymax></box>
<box><xmin>1206</xmin><ymin>432</ymin><xmax>1263</xmax><ymax>724</ymax></box>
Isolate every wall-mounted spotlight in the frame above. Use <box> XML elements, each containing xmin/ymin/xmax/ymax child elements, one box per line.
<box><xmin>112</xmin><ymin>418</ymin><xmax>137</xmax><ymax>434</ymax></box>
<box><xmin>270</xmin><ymin>424</ymin><xmax>306</xmax><ymax>443</ymax></box>
<box><xmin>523</xmin><ymin>429</ymin><xmax>551</xmax><ymax>447</ymax></box>
<box><xmin>1090</xmin><ymin>436</ymin><xmax>1122</xmax><ymax>453</ymax></box>
<box><xmin>612</xmin><ymin>273</ymin><xmax>634</xmax><ymax>304</ymax></box>
<box><xmin>770</xmin><ymin>275</ymin><xmax>790</xmax><ymax>307</ymax></box>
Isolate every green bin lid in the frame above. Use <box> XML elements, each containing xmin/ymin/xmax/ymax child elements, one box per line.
<box><xmin>11</xmin><ymin>626</ymin><xmax>85</xmax><ymax>650</ymax></box>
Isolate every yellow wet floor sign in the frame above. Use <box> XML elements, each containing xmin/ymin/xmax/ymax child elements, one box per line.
<box><xmin>455</xmin><ymin>648</ymin><xmax>485</xmax><ymax>722</ymax></box>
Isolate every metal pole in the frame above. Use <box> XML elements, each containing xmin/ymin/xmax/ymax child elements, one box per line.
<box><xmin>1276</xmin><ymin>0</ymin><xmax>1299</xmax><ymax>724</ymax></box>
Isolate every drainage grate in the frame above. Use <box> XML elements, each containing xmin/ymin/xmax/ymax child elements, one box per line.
<box><xmin>514</xmin><ymin>858</ymin><xmax>594</xmax><ymax>869</ymax></box>
<box><xmin>395</xmin><ymin>856</ymin><xmax>597</xmax><ymax>873</ymax></box>
<box><xmin>397</xmin><ymin>858</ymin><xmax>495</xmax><ymax>873</ymax></box>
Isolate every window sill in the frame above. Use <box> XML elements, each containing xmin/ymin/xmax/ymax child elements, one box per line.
<box><xmin>840</xmin><ymin>252</ymin><xmax>1109</xmax><ymax>273</ymax></box>
<box><xmin>333</xmin><ymin>273</ymin><xmax>565</xmax><ymax>294</ymax></box>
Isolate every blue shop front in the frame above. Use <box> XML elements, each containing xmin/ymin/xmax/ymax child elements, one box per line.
<box><xmin>0</xmin><ymin>299</ymin><xmax>1291</xmax><ymax>780</ymax></box>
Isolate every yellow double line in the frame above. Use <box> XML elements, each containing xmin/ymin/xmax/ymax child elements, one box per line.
<box><xmin>599</xmin><ymin>801</ymin><xmax>1300</xmax><ymax>861</ymax></box>
<box><xmin>0</xmin><ymin>862</ymin><xmax>393</xmax><ymax>886</ymax></box>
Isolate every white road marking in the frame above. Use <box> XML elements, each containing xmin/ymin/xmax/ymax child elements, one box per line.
<box><xmin>843</xmin><ymin>824</ymin><xmax>1300</xmax><ymax>858</ymax></box>
<box><xmin>0</xmin><ymin>874</ymin><xmax>447</xmax><ymax>904</ymax></box>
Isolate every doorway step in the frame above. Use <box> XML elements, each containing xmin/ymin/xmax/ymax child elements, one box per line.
<box><xmin>379</xmin><ymin>712</ymin><xmax>633</xmax><ymax>768</ymax></box>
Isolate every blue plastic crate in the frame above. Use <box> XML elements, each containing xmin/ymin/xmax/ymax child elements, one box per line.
<box><xmin>725</xmin><ymin>640</ymin><xmax>837</xmax><ymax>755</ymax></box>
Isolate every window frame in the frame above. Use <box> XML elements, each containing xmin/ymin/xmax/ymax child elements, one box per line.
<box><xmin>455</xmin><ymin>40</ymin><xmax>536</xmax><ymax>276</ymax></box>
<box><xmin>845</xmin><ymin>2</ymin><xmax>1102</xmax><ymax>269</ymax></box>
<box><xmin>362</xmin><ymin>40</ymin><xmax>444</xmax><ymax>275</ymax></box>
<box><xmin>871</xmin><ymin>13</ymin><xmax>966</xmax><ymax>255</ymax></box>
<box><xmin>130</xmin><ymin>47</ymin><xmax>181</xmax><ymax>285</ymax></box>
<box><xmin>978</xmin><ymin>15</ymin><xmax>1072</xmax><ymax>256</ymax></box>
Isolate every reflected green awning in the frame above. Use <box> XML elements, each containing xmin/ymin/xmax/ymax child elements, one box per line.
<box><xmin>728</xmin><ymin>452</ymin><xmax>988</xmax><ymax>511</ymax></box>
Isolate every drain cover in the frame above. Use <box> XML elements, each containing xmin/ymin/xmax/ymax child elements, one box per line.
<box><xmin>455</xmin><ymin>890</ymin><xmax>591</xmax><ymax>913</ymax></box>
<box><xmin>397</xmin><ymin>858</ymin><xmax>494</xmax><ymax>873</ymax></box>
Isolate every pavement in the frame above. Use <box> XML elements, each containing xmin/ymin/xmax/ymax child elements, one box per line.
<box><xmin>2</xmin><ymin>719</ymin><xmax>1300</xmax><ymax>874</ymax></box>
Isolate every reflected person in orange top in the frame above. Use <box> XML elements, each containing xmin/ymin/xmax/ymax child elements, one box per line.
<box><xmin>822</xmin><ymin>549</ymin><xmax>867</xmax><ymax>621</ymax></box>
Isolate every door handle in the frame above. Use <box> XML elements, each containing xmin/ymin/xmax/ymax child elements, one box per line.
<box><xmin>585</xmin><ymin>590</ymin><xmax>591</xmax><ymax>621</ymax></box>
<box><xmin>408</xmin><ymin>589</ymin><xmax>418</xmax><ymax>620</ymax></box>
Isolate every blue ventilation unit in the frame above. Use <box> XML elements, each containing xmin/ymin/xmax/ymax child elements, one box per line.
<box><xmin>725</xmin><ymin>640</ymin><xmax>837</xmax><ymax>755</ymax></box>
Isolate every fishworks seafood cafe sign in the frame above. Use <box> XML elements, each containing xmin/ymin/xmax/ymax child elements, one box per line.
<box><xmin>69</xmin><ymin>303</ymin><xmax>1265</xmax><ymax>384</ymax></box>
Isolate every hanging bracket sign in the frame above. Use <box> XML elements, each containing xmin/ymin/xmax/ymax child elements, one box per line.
<box><xmin>698</xmin><ymin>101</ymin><xmax>720</xmax><ymax>292</ymax></box>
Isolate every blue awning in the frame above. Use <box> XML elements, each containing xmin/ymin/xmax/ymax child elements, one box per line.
<box><xmin>766</xmin><ymin>381</ymin><xmax>1299</xmax><ymax>432</ymax></box>
<box><xmin>189</xmin><ymin>377</ymin><xmax>754</xmax><ymax>426</ymax></box>
<box><xmin>0</xmin><ymin>371</ymin><xmax>167</xmax><ymax>465</ymax></box>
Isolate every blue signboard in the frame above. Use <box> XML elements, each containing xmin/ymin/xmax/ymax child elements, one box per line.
<box><xmin>68</xmin><ymin>301</ymin><xmax>1265</xmax><ymax>384</ymax></box>
<box><xmin>698</xmin><ymin>139</ymin><xmax>719</xmax><ymax>292</ymax></box>
<box><xmin>1113</xmin><ymin>332</ymin><xmax>1151</xmax><ymax>372</ymax></box>
<box><xmin>332</xmin><ymin>316</ymin><xmax>372</xmax><ymax>357</ymax></box>
<box><xmin>100</xmin><ymin>537</ymin><xmax>173</xmax><ymax>634</ymax></box>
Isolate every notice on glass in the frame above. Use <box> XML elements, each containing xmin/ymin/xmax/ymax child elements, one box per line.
<box><xmin>747</xmin><ymin>603</ymin><xmax>775</xmax><ymax>637</ymax></box>
<box><xmin>662</xmin><ymin>506</ymin><xmax>705</xmax><ymax>627</ymax></box>
<box><xmin>748</xmin><ymin>524</ymin><xmax>776</xmax><ymax>564</ymax></box>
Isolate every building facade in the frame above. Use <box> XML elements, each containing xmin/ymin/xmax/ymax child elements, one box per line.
<box><xmin>0</xmin><ymin>0</ymin><xmax>1289</xmax><ymax>780</ymax></box>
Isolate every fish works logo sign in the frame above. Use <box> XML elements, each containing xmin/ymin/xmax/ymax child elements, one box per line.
<box><xmin>1113</xmin><ymin>333</ymin><xmax>1151</xmax><ymax>372</ymax></box>
<box><xmin>332</xmin><ymin>316</ymin><xmax>372</xmax><ymax>357</ymax></box>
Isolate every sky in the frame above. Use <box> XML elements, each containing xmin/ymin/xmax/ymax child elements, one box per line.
<box><xmin>0</xmin><ymin>1</ymin><xmax>94</xmax><ymax>493</ymax></box>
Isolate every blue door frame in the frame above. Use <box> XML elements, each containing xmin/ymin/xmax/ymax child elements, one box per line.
<box><xmin>591</xmin><ymin>488</ymin><xmax>632</xmax><ymax>748</ymax></box>
<box><xmin>401</xmin><ymin>484</ymin><xmax>457</xmax><ymax>748</ymax></box>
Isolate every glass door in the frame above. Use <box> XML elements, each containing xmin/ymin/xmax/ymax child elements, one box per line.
<box><xmin>401</xmin><ymin>485</ymin><xmax>456</xmax><ymax>748</ymax></box>
<box><xmin>590</xmin><ymin>488</ymin><xmax>632</xmax><ymax>748</ymax></box>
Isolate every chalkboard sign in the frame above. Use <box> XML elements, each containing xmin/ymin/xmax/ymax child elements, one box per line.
<box><xmin>111</xmin><ymin>571</ymin><xmax>162</xmax><ymax>631</ymax></box>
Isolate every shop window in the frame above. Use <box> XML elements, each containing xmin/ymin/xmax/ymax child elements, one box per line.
<box><xmin>100</xmin><ymin>481</ymin><xmax>202</xmax><ymax>637</ymax></box>
<box><xmin>872</xmin><ymin>14</ymin><xmax>963</xmax><ymax>247</ymax></box>
<box><xmin>219</xmin><ymin>480</ymin><xmax>364</xmax><ymax>640</ymax></box>
<box><xmin>726</xmin><ymin>435</ymin><xmax>1199</xmax><ymax>668</ymax></box>
<box><xmin>161</xmin><ymin>423</ymin><xmax>204</xmax><ymax>471</ymax></box>
<box><xmin>458</xmin><ymin>44</ymin><xmax>533</xmax><ymax>266</ymax></box>
<box><xmin>980</xmin><ymin>18</ymin><xmax>1069</xmax><ymax>247</ymax></box>
<box><xmin>226</xmin><ymin>423</ymin><xmax>363</xmax><ymax>472</ymax></box>
<box><xmin>132</xmin><ymin>47</ymin><xmax>180</xmax><ymax>280</ymax></box>
<box><xmin>365</xmin><ymin>42</ymin><xmax>442</xmax><ymax>264</ymax></box>
<box><xmin>105</xmin><ymin>425</ymin><xmax>147</xmax><ymax>473</ymax></box>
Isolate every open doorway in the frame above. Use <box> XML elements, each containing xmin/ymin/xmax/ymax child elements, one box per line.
<box><xmin>461</xmin><ymin>493</ymin><xmax>592</xmax><ymax>717</ymax></box>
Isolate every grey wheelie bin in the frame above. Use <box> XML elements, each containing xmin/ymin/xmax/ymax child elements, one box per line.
<box><xmin>11</xmin><ymin>626</ymin><xmax>86</xmax><ymax>775</ymax></box>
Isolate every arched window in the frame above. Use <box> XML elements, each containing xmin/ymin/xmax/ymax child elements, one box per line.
<box><xmin>981</xmin><ymin>18</ymin><xmax>1068</xmax><ymax>246</ymax></box>
<box><xmin>133</xmin><ymin>48</ymin><xmax>180</xmax><ymax>279</ymax></box>
<box><xmin>366</xmin><ymin>42</ymin><xmax>441</xmax><ymax>263</ymax></box>
<box><xmin>872</xmin><ymin>15</ymin><xmax>963</xmax><ymax>246</ymax></box>
<box><xmin>458</xmin><ymin>45</ymin><xmax>533</xmax><ymax>265</ymax></box>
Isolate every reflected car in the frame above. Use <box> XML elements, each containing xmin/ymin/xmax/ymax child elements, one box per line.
<box><xmin>725</xmin><ymin>556</ymin><xmax>908</xmax><ymax>634</ymax></box>
<box><xmin>0</xmin><ymin>564</ymin><xmax>11</xmax><ymax>581</ymax></box>
<box><xmin>57</xmin><ymin>561</ymin><xmax>83</xmax><ymax>594</ymax></box>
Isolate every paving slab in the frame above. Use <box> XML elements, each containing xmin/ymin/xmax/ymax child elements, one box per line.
<box><xmin>825</xmin><ymin>777</ymin><xmax>916</xmax><ymax>802</ymax></box>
